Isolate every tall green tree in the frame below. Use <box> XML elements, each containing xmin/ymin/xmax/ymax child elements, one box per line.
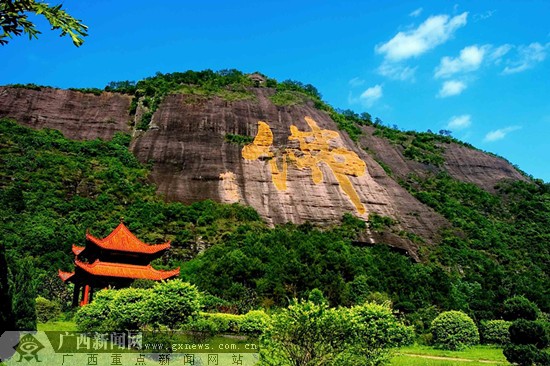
<box><xmin>0</xmin><ymin>244</ymin><xmax>15</xmax><ymax>330</ymax></box>
<box><xmin>0</xmin><ymin>0</ymin><xmax>87</xmax><ymax>46</ymax></box>
<box><xmin>11</xmin><ymin>257</ymin><xmax>38</xmax><ymax>331</ymax></box>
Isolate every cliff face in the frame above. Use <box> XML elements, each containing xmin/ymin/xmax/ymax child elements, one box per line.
<box><xmin>130</xmin><ymin>90</ymin><xmax>447</xmax><ymax>255</ymax></box>
<box><xmin>360</xmin><ymin>125</ymin><xmax>527</xmax><ymax>192</ymax></box>
<box><xmin>0</xmin><ymin>87</ymin><xmax>131</xmax><ymax>140</ymax></box>
<box><xmin>0</xmin><ymin>86</ymin><xmax>527</xmax><ymax>259</ymax></box>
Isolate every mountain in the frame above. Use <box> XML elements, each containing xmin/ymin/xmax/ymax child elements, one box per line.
<box><xmin>0</xmin><ymin>79</ymin><xmax>522</xmax><ymax>258</ymax></box>
<box><xmin>1</xmin><ymin>71</ymin><xmax>548</xmax><ymax>317</ymax></box>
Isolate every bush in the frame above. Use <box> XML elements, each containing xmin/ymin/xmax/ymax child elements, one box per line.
<box><xmin>147</xmin><ymin>280</ymin><xmax>201</xmax><ymax>330</ymax></box>
<box><xmin>186</xmin><ymin>310</ymin><xmax>269</xmax><ymax>336</ymax></box>
<box><xmin>76</xmin><ymin>281</ymin><xmax>200</xmax><ymax>332</ymax></box>
<box><xmin>504</xmin><ymin>300</ymin><xmax>549</xmax><ymax>366</ymax></box>
<box><xmin>503</xmin><ymin>296</ymin><xmax>540</xmax><ymax>321</ymax></box>
<box><xmin>431</xmin><ymin>311</ymin><xmax>479</xmax><ymax>350</ymax></box>
<box><xmin>109</xmin><ymin>288</ymin><xmax>151</xmax><ymax>331</ymax></box>
<box><xmin>240</xmin><ymin>310</ymin><xmax>269</xmax><ymax>335</ymax></box>
<box><xmin>200</xmin><ymin>294</ymin><xmax>230</xmax><ymax>312</ymax></box>
<box><xmin>479</xmin><ymin>320</ymin><xmax>511</xmax><ymax>345</ymax></box>
<box><xmin>200</xmin><ymin>313</ymin><xmax>242</xmax><ymax>333</ymax></box>
<box><xmin>407</xmin><ymin>306</ymin><xmax>439</xmax><ymax>340</ymax></box>
<box><xmin>186</xmin><ymin>316</ymin><xmax>220</xmax><ymax>336</ymax></box>
<box><xmin>35</xmin><ymin>296</ymin><xmax>61</xmax><ymax>323</ymax></box>
<box><xmin>508</xmin><ymin>319</ymin><xmax>549</xmax><ymax>349</ymax></box>
<box><xmin>504</xmin><ymin>344</ymin><xmax>550</xmax><ymax>366</ymax></box>
<box><xmin>75</xmin><ymin>289</ymin><xmax>117</xmax><ymax>332</ymax></box>
<box><xmin>258</xmin><ymin>301</ymin><xmax>412</xmax><ymax>365</ymax></box>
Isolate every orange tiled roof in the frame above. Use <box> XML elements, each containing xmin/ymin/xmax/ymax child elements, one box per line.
<box><xmin>85</xmin><ymin>223</ymin><xmax>171</xmax><ymax>254</ymax></box>
<box><xmin>58</xmin><ymin>269</ymin><xmax>75</xmax><ymax>282</ymax></box>
<box><xmin>72</xmin><ymin>245</ymin><xmax>85</xmax><ymax>256</ymax></box>
<box><xmin>75</xmin><ymin>259</ymin><xmax>180</xmax><ymax>280</ymax></box>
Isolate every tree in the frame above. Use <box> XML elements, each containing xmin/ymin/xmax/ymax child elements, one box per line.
<box><xmin>11</xmin><ymin>257</ymin><xmax>38</xmax><ymax>330</ymax></box>
<box><xmin>0</xmin><ymin>244</ymin><xmax>17</xmax><ymax>366</ymax></box>
<box><xmin>0</xmin><ymin>245</ymin><xmax>15</xmax><ymax>330</ymax></box>
<box><xmin>0</xmin><ymin>0</ymin><xmax>87</xmax><ymax>46</ymax></box>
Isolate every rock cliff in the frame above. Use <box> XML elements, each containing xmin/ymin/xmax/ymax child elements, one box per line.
<box><xmin>0</xmin><ymin>85</ymin><xmax>527</xmax><ymax>259</ymax></box>
<box><xmin>0</xmin><ymin>87</ymin><xmax>131</xmax><ymax>140</ymax></box>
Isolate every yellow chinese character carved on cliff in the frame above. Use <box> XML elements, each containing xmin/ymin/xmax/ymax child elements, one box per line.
<box><xmin>242</xmin><ymin>117</ymin><xmax>367</xmax><ymax>214</ymax></box>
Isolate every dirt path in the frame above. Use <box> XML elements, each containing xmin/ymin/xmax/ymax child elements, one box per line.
<box><xmin>399</xmin><ymin>353</ymin><xmax>506</xmax><ymax>364</ymax></box>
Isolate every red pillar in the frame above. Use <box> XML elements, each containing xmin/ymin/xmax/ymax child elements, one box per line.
<box><xmin>81</xmin><ymin>284</ymin><xmax>91</xmax><ymax>306</ymax></box>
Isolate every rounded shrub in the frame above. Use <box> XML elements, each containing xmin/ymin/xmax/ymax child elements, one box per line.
<box><xmin>504</xmin><ymin>344</ymin><xmax>550</xmax><ymax>366</ymax></box>
<box><xmin>503</xmin><ymin>295</ymin><xmax>540</xmax><ymax>321</ymax></box>
<box><xmin>147</xmin><ymin>279</ymin><xmax>201</xmax><ymax>330</ymax></box>
<box><xmin>75</xmin><ymin>289</ymin><xmax>117</xmax><ymax>332</ymax></box>
<box><xmin>509</xmin><ymin>319</ymin><xmax>549</xmax><ymax>349</ymax></box>
<box><xmin>240</xmin><ymin>310</ymin><xmax>270</xmax><ymax>335</ymax></box>
<box><xmin>109</xmin><ymin>288</ymin><xmax>152</xmax><ymax>331</ymax></box>
<box><xmin>479</xmin><ymin>320</ymin><xmax>511</xmax><ymax>345</ymax></box>
<box><xmin>431</xmin><ymin>310</ymin><xmax>479</xmax><ymax>350</ymax></box>
<box><xmin>35</xmin><ymin>296</ymin><xmax>61</xmax><ymax>323</ymax></box>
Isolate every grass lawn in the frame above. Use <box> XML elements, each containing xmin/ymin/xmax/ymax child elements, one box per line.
<box><xmin>37</xmin><ymin>320</ymin><xmax>78</xmax><ymax>331</ymax></box>
<box><xmin>391</xmin><ymin>345</ymin><xmax>510</xmax><ymax>365</ymax></box>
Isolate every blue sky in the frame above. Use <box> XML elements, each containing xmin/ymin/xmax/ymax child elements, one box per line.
<box><xmin>2</xmin><ymin>1</ymin><xmax>549</xmax><ymax>181</ymax></box>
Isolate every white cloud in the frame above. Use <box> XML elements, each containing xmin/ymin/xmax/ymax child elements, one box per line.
<box><xmin>375</xmin><ymin>12</ymin><xmax>468</xmax><ymax>62</ymax></box>
<box><xmin>435</xmin><ymin>45</ymin><xmax>486</xmax><ymax>78</ymax></box>
<box><xmin>483</xmin><ymin>126</ymin><xmax>521</xmax><ymax>142</ymax></box>
<box><xmin>503</xmin><ymin>42</ymin><xmax>549</xmax><ymax>74</ymax></box>
<box><xmin>473</xmin><ymin>10</ymin><xmax>495</xmax><ymax>21</ymax></box>
<box><xmin>488</xmin><ymin>44</ymin><xmax>512</xmax><ymax>64</ymax></box>
<box><xmin>348</xmin><ymin>77</ymin><xmax>365</xmax><ymax>87</ymax></box>
<box><xmin>446</xmin><ymin>114</ymin><xmax>472</xmax><ymax>130</ymax></box>
<box><xmin>377</xmin><ymin>62</ymin><xmax>417</xmax><ymax>81</ymax></box>
<box><xmin>438</xmin><ymin>80</ymin><xmax>467</xmax><ymax>97</ymax></box>
<box><xmin>359</xmin><ymin>85</ymin><xmax>383</xmax><ymax>107</ymax></box>
<box><xmin>409</xmin><ymin>8</ymin><xmax>423</xmax><ymax>17</ymax></box>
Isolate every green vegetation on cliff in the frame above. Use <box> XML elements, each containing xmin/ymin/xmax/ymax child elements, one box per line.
<box><xmin>402</xmin><ymin>173</ymin><xmax>550</xmax><ymax>316</ymax></box>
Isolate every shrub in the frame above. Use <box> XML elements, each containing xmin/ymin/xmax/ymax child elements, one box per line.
<box><xmin>240</xmin><ymin>310</ymin><xmax>269</xmax><ymax>335</ymax></box>
<box><xmin>508</xmin><ymin>319</ymin><xmax>549</xmax><ymax>349</ymax></box>
<box><xmin>503</xmin><ymin>296</ymin><xmax>540</xmax><ymax>321</ymax></box>
<box><xmin>431</xmin><ymin>311</ymin><xmax>479</xmax><ymax>350</ymax></box>
<box><xmin>75</xmin><ymin>289</ymin><xmax>117</xmax><ymax>332</ymax></box>
<box><xmin>407</xmin><ymin>306</ymin><xmax>439</xmax><ymax>340</ymax></box>
<box><xmin>200</xmin><ymin>313</ymin><xmax>242</xmax><ymax>333</ymax></box>
<box><xmin>307</xmin><ymin>288</ymin><xmax>327</xmax><ymax>305</ymax></box>
<box><xmin>503</xmin><ymin>298</ymin><xmax>549</xmax><ymax>366</ymax></box>
<box><xmin>200</xmin><ymin>294</ymin><xmax>230</xmax><ymax>312</ymax></box>
<box><xmin>35</xmin><ymin>296</ymin><xmax>61</xmax><ymax>323</ymax></box>
<box><xmin>258</xmin><ymin>301</ymin><xmax>412</xmax><ymax>365</ymax></box>
<box><xmin>224</xmin><ymin>134</ymin><xmax>254</xmax><ymax>146</ymax></box>
<box><xmin>147</xmin><ymin>280</ymin><xmax>201</xmax><ymax>330</ymax></box>
<box><xmin>186</xmin><ymin>316</ymin><xmax>220</xmax><ymax>336</ymax></box>
<box><xmin>504</xmin><ymin>344</ymin><xmax>550</xmax><ymax>366</ymax></box>
<box><xmin>480</xmin><ymin>320</ymin><xmax>511</xmax><ymax>345</ymax></box>
<box><xmin>186</xmin><ymin>310</ymin><xmax>269</xmax><ymax>336</ymax></box>
<box><xmin>109</xmin><ymin>288</ymin><xmax>152</xmax><ymax>330</ymax></box>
